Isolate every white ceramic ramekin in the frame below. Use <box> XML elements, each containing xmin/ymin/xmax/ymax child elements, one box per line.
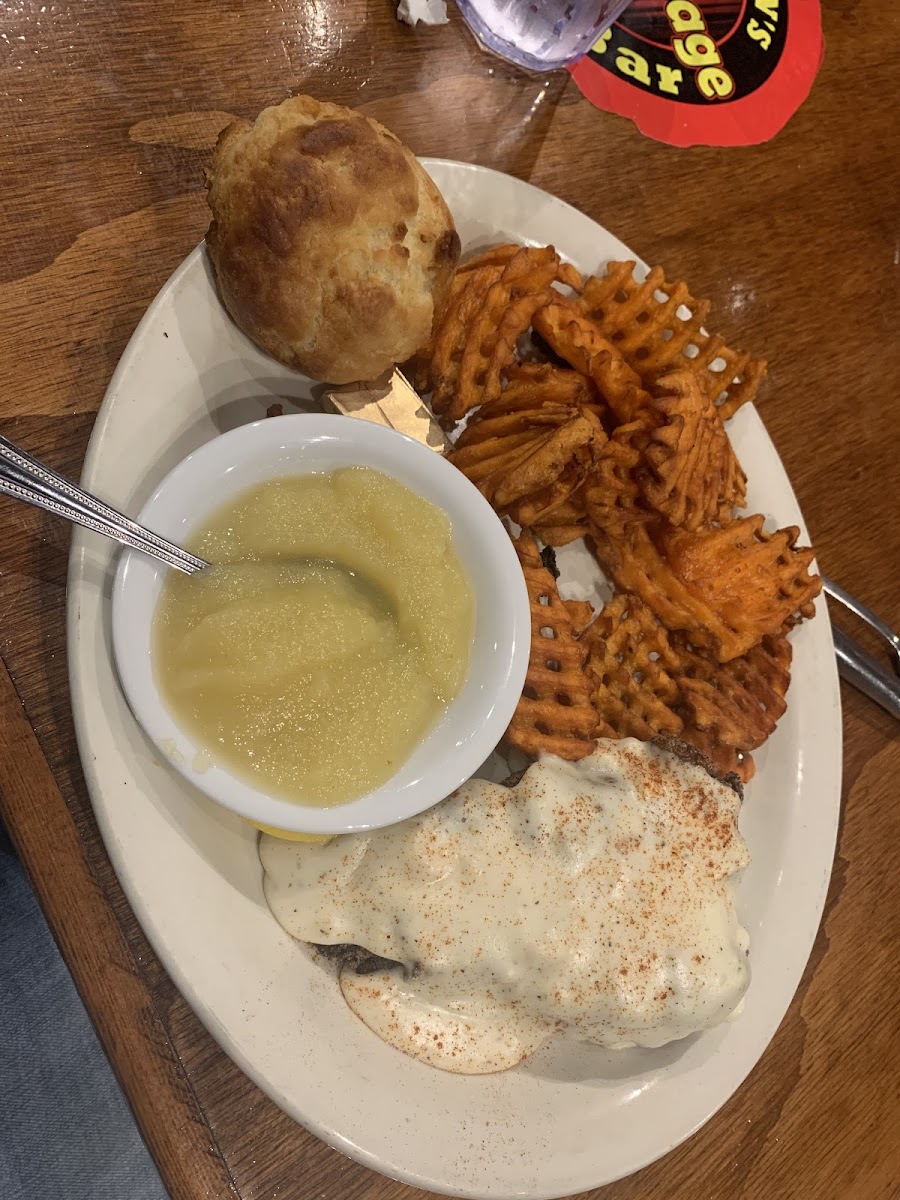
<box><xmin>112</xmin><ymin>413</ymin><xmax>529</xmax><ymax>835</ymax></box>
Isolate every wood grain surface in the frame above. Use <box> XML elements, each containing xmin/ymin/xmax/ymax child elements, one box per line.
<box><xmin>1</xmin><ymin>2</ymin><xmax>899</xmax><ymax>1198</ymax></box>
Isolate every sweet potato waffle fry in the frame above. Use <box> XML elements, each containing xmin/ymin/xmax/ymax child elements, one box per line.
<box><xmin>670</xmin><ymin>631</ymin><xmax>793</xmax><ymax>783</ymax></box>
<box><xmin>583</xmin><ymin>417</ymin><xmax>654</xmax><ymax>535</ymax></box>
<box><xmin>505</xmin><ymin>533</ymin><xmax>603</xmax><ymax>760</ymax></box>
<box><xmin>564</xmin><ymin>598</ymin><xmax>597</xmax><ymax>637</ymax></box>
<box><xmin>578</xmin><ymin>592</ymin><xmax>792</xmax><ymax>783</ymax></box>
<box><xmin>658</xmin><ymin>517</ymin><xmax>821</xmax><ymax>647</ymax></box>
<box><xmin>531</xmin><ymin>494</ymin><xmax>590</xmax><ymax>547</ymax></box>
<box><xmin>427</xmin><ymin>240</ymin><xmax>819</xmax><ymax>781</ymax></box>
<box><xmin>531</xmin><ymin>522</ymin><xmax>589</xmax><ymax>548</ymax></box>
<box><xmin>532</xmin><ymin>298</ymin><xmax>650</xmax><ymax>423</ymax></box>
<box><xmin>508</xmin><ymin>471</ymin><xmax>586</xmax><ymax>529</ymax></box>
<box><xmin>582</xmin><ymin>593</ymin><xmax>683</xmax><ymax>741</ymax></box>
<box><xmin>499</xmin><ymin>361</ymin><xmax>602</xmax><ymax>414</ymax></box>
<box><xmin>428</xmin><ymin>263</ymin><xmax>505</xmax><ymax>409</ymax></box>
<box><xmin>591</xmin><ymin>519</ymin><xmax>821</xmax><ymax>663</ymax></box>
<box><xmin>448</xmin><ymin>399</ymin><xmax>606</xmax><ymax>524</ymax></box>
<box><xmin>456</xmin><ymin>243</ymin><xmax>524</xmax><ymax>274</ymax></box>
<box><xmin>639</xmin><ymin>370</ymin><xmax>747</xmax><ymax>529</ymax></box>
<box><xmin>578</xmin><ymin>261</ymin><xmax>766</xmax><ymax>421</ymax></box>
<box><xmin>589</xmin><ymin>521</ymin><xmax>729</xmax><ymax>656</ymax></box>
<box><xmin>428</xmin><ymin>246</ymin><xmax>582</xmax><ymax>423</ymax></box>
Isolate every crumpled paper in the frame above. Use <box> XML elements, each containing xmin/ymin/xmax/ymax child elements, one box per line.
<box><xmin>397</xmin><ymin>0</ymin><xmax>448</xmax><ymax>27</ymax></box>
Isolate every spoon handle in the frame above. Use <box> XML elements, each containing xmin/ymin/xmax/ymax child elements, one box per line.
<box><xmin>0</xmin><ymin>435</ymin><xmax>207</xmax><ymax>575</ymax></box>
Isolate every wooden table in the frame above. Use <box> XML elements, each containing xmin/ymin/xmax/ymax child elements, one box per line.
<box><xmin>1</xmin><ymin>3</ymin><xmax>898</xmax><ymax>1198</ymax></box>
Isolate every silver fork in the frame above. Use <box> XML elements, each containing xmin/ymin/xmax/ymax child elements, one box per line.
<box><xmin>0</xmin><ymin>434</ymin><xmax>207</xmax><ymax>575</ymax></box>
<box><xmin>822</xmin><ymin>577</ymin><xmax>900</xmax><ymax>720</ymax></box>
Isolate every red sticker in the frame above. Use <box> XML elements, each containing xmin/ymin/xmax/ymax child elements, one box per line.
<box><xmin>570</xmin><ymin>1</ymin><xmax>823</xmax><ymax>147</ymax></box>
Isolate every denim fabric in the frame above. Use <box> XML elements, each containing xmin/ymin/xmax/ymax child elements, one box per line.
<box><xmin>0</xmin><ymin>822</ymin><xmax>169</xmax><ymax>1200</ymax></box>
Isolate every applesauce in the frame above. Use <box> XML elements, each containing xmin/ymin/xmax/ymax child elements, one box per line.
<box><xmin>153</xmin><ymin>467</ymin><xmax>474</xmax><ymax>806</ymax></box>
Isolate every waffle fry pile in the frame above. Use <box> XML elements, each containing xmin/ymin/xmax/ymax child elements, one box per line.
<box><xmin>419</xmin><ymin>244</ymin><xmax>822</xmax><ymax>783</ymax></box>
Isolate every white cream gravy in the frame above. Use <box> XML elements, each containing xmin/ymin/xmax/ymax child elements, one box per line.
<box><xmin>260</xmin><ymin>739</ymin><xmax>751</xmax><ymax>1073</ymax></box>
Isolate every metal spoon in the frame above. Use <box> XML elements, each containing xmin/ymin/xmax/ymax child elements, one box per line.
<box><xmin>0</xmin><ymin>434</ymin><xmax>207</xmax><ymax>574</ymax></box>
<box><xmin>0</xmin><ymin>436</ymin><xmax>400</xmax><ymax>618</ymax></box>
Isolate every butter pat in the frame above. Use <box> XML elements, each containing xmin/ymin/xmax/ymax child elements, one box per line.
<box><xmin>397</xmin><ymin>0</ymin><xmax>448</xmax><ymax>26</ymax></box>
<box><xmin>324</xmin><ymin>369</ymin><xmax>449</xmax><ymax>452</ymax></box>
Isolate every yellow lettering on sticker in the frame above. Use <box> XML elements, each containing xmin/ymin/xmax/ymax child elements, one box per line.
<box><xmin>655</xmin><ymin>64</ymin><xmax>684</xmax><ymax>95</ymax></box>
<box><xmin>697</xmin><ymin>66</ymin><xmax>735</xmax><ymax>99</ymax></box>
<box><xmin>592</xmin><ymin>28</ymin><xmax>613</xmax><ymax>54</ymax></box>
<box><xmin>664</xmin><ymin>1</ymin><xmax>705</xmax><ymax>33</ymax></box>
<box><xmin>746</xmin><ymin>18</ymin><xmax>772</xmax><ymax>50</ymax></box>
<box><xmin>615</xmin><ymin>47</ymin><xmax>652</xmax><ymax>86</ymax></box>
<box><xmin>673</xmin><ymin>32</ymin><xmax>719</xmax><ymax>69</ymax></box>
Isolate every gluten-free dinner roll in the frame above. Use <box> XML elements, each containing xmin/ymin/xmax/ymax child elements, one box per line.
<box><xmin>205</xmin><ymin>96</ymin><xmax>461</xmax><ymax>384</ymax></box>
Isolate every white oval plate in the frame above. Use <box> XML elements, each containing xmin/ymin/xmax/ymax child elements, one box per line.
<box><xmin>67</xmin><ymin>160</ymin><xmax>842</xmax><ymax>1199</ymax></box>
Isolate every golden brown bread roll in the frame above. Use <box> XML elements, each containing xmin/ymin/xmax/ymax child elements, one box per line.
<box><xmin>206</xmin><ymin>96</ymin><xmax>460</xmax><ymax>384</ymax></box>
